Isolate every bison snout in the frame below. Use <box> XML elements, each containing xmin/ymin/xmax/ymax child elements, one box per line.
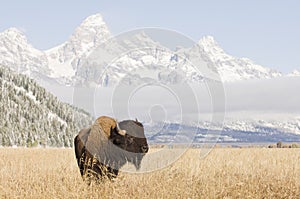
<box><xmin>141</xmin><ymin>145</ymin><xmax>149</xmax><ymax>153</ymax></box>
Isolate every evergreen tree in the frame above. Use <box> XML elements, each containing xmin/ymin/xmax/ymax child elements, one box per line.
<box><xmin>0</xmin><ymin>66</ymin><xmax>93</xmax><ymax>147</ymax></box>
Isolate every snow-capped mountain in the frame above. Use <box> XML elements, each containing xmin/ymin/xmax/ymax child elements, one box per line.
<box><xmin>0</xmin><ymin>13</ymin><xmax>287</xmax><ymax>87</ymax></box>
<box><xmin>193</xmin><ymin>36</ymin><xmax>282</xmax><ymax>82</ymax></box>
<box><xmin>287</xmin><ymin>69</ymin><xmax>300</xmax><ymax>77</ymax></box>
<box><xmin>0</xmin><ymin>28</ymin><xmax>49</xmax><ymax>77</ymax></box>
<box><xmin>46</xmin><ymin>14</ymin><xmax>110</xmax><ymax>82</ymax></box>
<box><xmin>2</xmin><ymin>13</ymin><xmax>300</xmax><ymax>145</ymax></box>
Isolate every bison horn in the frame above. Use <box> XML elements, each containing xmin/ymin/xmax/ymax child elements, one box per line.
<box><xmin>116</xmin><ymin>120</ymin><xmax>126</xmax><ymax>136</ymax></box>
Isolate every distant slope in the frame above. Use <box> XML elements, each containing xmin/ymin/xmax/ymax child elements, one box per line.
<box><xmin>287</xmin><ymin>69</ymin><xmax>300</xmax><ymax>77</ymax></box>
<box><xmin>0</xmin><ymin>66</ymin><xmax>93</xmax><ymax>147</ymax></box>
<box><xmin>145</xmin><ymin>121</ymin><xmax>300</xmax><ymax>144</ymax></box>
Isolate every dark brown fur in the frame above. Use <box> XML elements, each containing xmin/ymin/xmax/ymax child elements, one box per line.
<box><xmin>74</xmin><ymin>118</ymin><xmax>148</xmax><ymax>184</ymax></box>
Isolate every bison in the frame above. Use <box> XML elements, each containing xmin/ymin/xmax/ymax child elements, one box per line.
<box><xmin>74</xmin><ymin>116</ymin><xmax>149</xmax><ymax>183</ymax></box>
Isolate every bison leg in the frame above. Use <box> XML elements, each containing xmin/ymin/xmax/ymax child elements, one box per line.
<box><xmin>74</xmin><ymin>135</ymin><xmax>86</xmax><ymax>177</ymax></box>
<box><xmin>107</xmin><ymin>167</ymin><xmax>119</xmax><ymax>179</ymax></box>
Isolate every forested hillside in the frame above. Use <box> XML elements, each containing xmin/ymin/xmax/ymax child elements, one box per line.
<box><xmin>0</xmin><ymin>66</ymin><xmax>93</xmax><ymax>147</ymax></box>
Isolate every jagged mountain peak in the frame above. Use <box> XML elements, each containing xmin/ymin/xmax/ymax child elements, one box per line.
<box><xmin>1</xmin><ymin>27</ymin><xmax>25</xmax><ymax>36</ymax></box>
<box><xmin>79</xmin><ymin>13</ymin><xmax>106</xmax><ymax>27</ymax></box>
<box><xmin>0</xmin><ymin>13</ymin><xmax>290</xmax><ymax>85</ymax></box>
<box><xmin>45</xmin><ymin>13</ymin><xmax>111</xmax><ymax>80</ymax></box>
<box><xmin>197</xmin><ymin>35</ymin><xmax>226</xmax><ymax>55</ymax></box>
<box><xmin>0</xmin><ymin>28</ymin><xmax>44</xmax><ymax>56</ymax></box>
<box><xmin>47</xmin><ymin>13</ymin><xmax>111</xmax><ymax>53</ymax></box>
<box><xmin>198</xmin><ymin>35</ymin><xmax>218</xmax><ymax>46</ymax></box>
<box><xmin>0</xmin><ymin>27</ymin><xmax>48</xmax><ymax>75</ymax></box>
<box><xmin>193</xmin><ymin>35</ymin><xmax>282</xmax><ymax>82</ymax></box>
<box><xmin>71</xmin><ymin>13</ymin><xmax>110</xmax><ymax>41</ymax></box>
<box><xmin>0</xmin><ymin>27</ymin><xmax>28</xmax><ymax>44</ymax></box>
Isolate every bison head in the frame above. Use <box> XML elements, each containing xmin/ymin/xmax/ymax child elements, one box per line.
<box><xmin>109</xmin><ymin>119</ymin><xmax>149</xmax><ymax>169</ymax></box>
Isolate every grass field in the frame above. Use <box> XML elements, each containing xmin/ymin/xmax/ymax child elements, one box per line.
<box><xmin>0</xmin><ymin>147</ymin><xmax>299</xmax><ymax>198</ymax></box>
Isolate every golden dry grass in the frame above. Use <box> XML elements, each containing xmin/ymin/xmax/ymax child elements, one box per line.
<box><xmin>0</xmin><ymin>147</ymin><xmax>299</xmax><ymax>198</ymax></box>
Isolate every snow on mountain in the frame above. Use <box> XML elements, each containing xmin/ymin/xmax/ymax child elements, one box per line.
<box><xmin>74</xmin><ymin>29</ymin><xmax>214</xmax><ymax>86</ymax></box>
<box><xmin>196</xmin><ymin>36</ymin><xmax>282</xmax><ymax>82</ymax></box>
<box><xmin>45</xmin><ymin>14</ymin><xmax>111</xmax><ymax>82</ymax></box>
<box><xmin>0</xmin><ymin>13</ymin><xmax>288</xmax><ymax>86</ymax></box>
<box><xmin>287</xmin><ymin>69</ymin><xmax>300</xmax><ymax>77</ymax></box>
<box><xmin>222</xmin><ymin>119</ymin><xmax>300</xmax><ymax>135</ymax></box>
<box><xmin>118</xmin><ymin>31</ymin><xmax>164</xmax><ymax>50</ymax></box>
<box><xmin>145</xmin><ymin>119</ymin><xmax>300</xmax><ymax>143</ymax></box>
<box><xmin>0</xmin><ymin>28</ymin><xmax>49</xmax><ymax>77</ymax></box>
<box><xmin>1</xmin><ymin>13</ymin><xmax>300</xmax><ymax>144</ymax></box>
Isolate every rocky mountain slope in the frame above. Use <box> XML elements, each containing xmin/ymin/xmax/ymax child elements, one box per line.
<box><xmin>0</xmin><ymin>13</ymin><xmax>286</xmax><ymax>86</ymax></box>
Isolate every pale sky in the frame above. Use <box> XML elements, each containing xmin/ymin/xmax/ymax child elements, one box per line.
<box><xmin>1</xmin><ymin>0</ymin><xmax>299</xmax><ymax>72</ymax></box>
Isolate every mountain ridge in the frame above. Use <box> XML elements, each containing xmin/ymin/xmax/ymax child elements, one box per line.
<box><xmin>0</xmin><ymin>13</ymin><xmax>291</xmax><ymax>86</ymax></box>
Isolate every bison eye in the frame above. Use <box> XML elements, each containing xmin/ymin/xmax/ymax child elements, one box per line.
<box><xmin>128</xmin><ymin>136</ymin><xmax>134</xmax><ymax>144</ymax></box>
<box><xmin>113</xmin><ymin>138</ymin><xmax>122</xmax><ymax>145</ymax></box>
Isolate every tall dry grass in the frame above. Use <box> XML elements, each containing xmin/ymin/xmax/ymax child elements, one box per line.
<box><xmin>0</xmin><ymin>147</ymin><xmax>299</xmax><ymax>198</ymax></box>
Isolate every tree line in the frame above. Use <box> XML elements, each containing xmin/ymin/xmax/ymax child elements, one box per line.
<box><xmin>0</xmin><ymin>66</ymin><xmax>93</xmax><ymax>147</ymax></box>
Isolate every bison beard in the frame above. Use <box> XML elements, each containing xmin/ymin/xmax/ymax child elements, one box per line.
<box><xmin>74</xmin><ymin>117</ymin><xmax>148</xmax><ymax>184</ymax></box>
